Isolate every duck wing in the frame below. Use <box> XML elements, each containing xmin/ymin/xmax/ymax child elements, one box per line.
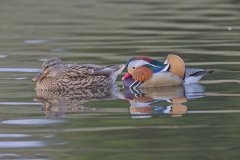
<box><xmin>55</xmin><ymin>64</ymin><xmax>125</xmax><ymax>88</ymax></box>
<box><xmin>59</xmin><ymin>64</ymin><xmax>125</xmax><ymax>78</ymax></box>
<box><xmin>59</xmin><ymin>64</ymin><xmax>97</xmax><ymax>78</ymax></box>
<box><xmin>54</xmin><ymin>65</ymin><xmax>108</xmax><ymax>89</ymax></box>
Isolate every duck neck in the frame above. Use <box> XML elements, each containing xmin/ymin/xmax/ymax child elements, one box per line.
<box><xmin>36</xmin><ymin>78</ymin><xmax>55</xmax><ymax>90</ymax></box>
<box><xmin>52</xmin><ymin>64</ymin><xmax>65</xmax><ymax>77</ymax></box>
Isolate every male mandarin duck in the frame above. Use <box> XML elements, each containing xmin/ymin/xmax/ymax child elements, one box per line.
<box><xmin>32</xmin><ymin>57</ymin><xmax>125</xmax><ymax>90</ymax></box>
<box><xmin>122</xmin><ymin>54</ymin><xmax>210</xmax><ymax>88</ymax></box>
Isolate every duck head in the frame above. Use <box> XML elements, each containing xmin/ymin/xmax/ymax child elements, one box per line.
<box><xmin>122</xmin><ymin>56</ymin><xmax>170</xmax><ymax>88</ymax></box>
<box><xmin>32</xmin><ymin>57</ymin><xmax>65</xmax><ymax>82</ymax></box>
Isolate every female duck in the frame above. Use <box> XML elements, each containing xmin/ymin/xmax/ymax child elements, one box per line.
<box><xmin>122</xmin><ymin>54</ymin><xmax>210</xmax><ymax>88</ymax></box>
<box><xmin>32</xmin><ymin>57</ymin><xmax>125</xmax><ymax>90</ymax></box>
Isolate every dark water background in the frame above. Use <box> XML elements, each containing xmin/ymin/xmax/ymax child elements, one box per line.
<box><xmin>0</xmin><ymin>0</ymin><xmax>240</xmax><ymax>159</ymax></box>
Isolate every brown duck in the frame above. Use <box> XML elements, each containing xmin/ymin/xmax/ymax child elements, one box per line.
<box><xmin>32</xmin><ymin>57</ymin><xmax>125</xmax><ymax>90</ymax></box>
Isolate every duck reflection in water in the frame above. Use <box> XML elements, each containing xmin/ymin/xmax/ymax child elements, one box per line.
<box><xmin>34</xmin><ymin>86</ymin><xmax>120</xmax><ymax>118</ymax></box>
<box><xmin>123</xmin><ymin>84</ymin><xmax>206</xmax><ymax>118</ymax></box>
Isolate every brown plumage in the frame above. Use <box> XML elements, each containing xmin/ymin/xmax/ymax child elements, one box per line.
<box><xmin>32</xmin><ymin>57</ymin><xmax>125</xmax><ymax>90</ymax></box>
<box><xmin>132</xmin><ymin>66</ymin><xmax>153</xmax><ymax>82</ymax></box>
<box><xmin>165</xmin><ymin>54</ymin><xmax>185</xmax><ymax>79</ymax></box>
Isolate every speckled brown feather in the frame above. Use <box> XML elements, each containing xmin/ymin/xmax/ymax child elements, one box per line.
<box><xmin>34</xmin><ymin>59</ymin><xmax>125</xmax><ymax>90</ymax></box>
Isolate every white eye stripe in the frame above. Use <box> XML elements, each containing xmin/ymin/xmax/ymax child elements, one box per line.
<box><xmin>128</xmin><ymin>60</ymin><xmax>166</xmax><ymax>72</ymax></box>
<box><xmin>128</xmin><ymin>60</ymin><xmax>149</xmax><ymax>70</ymax></box>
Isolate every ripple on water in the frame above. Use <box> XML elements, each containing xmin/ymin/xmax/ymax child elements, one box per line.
<box><xmin>0</xmin><ymin>102</ymin><xmax>41</xmax><ymax>106</ymax></box>
<box><xmin>0</xmin><ymin>54</ymin><xmax>7</xmax><ymax>58</ymax></box>
<box><xmin>0</xmin><ymin>68</ymin><xmax>40</xmax><ymax>72</ymax></box>
<box><xmin>0</xmin><ymin>134</ymin><xmax>31</xmax><ymax>138</ymax></box>
<box><xmin>0</xmin><ymin>141</ymin><xmax>45</xmax><ymax>148</ymax></box>
<box><xmin>0</xmin><ymin>153</ymin><xmax>20</xmax><ymax>157</ymax></box>
<box><xmin>24</xmin><ymin>40</ymin><xmax>49</xmax><ymax>45</ymax></box>
<box><xmin>2</xmin><ymin>119</ymin><xmax>64</xmax><ymax>125</ymax></box>
<box><xmin>0</xmin><ymin>153</ymin><xmax>48</xmax><ymax>160</ymax></box>
<box><xmin>0</xmin><ymin>77</ymin><xmax>31</xmax><ymax>80</ymax></box>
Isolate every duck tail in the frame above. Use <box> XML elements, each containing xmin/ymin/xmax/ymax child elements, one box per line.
<box><xmin>93</xmin><ymin>64</ymin><xmax>125</xmax><ymax>81</ymax></box>
<box><xmin>111</xmin><ymin>64</ymin><xmax>125</xmax><ymax>81</ymax></box>
<box><xmin>184</xmin><ymin>68</ymin><xmax>212</xmax><ymax>84</ymax></box>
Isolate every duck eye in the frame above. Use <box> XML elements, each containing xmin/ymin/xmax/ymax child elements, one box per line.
<box><xmin>43</xmin><ymin>68</ymin><xmax>49</xmax><ymax>73</ymax></box>
<box><xmin>132</xmin><ymin>67</ymin><xmax>136</xmax><ymax>70</ymax></box>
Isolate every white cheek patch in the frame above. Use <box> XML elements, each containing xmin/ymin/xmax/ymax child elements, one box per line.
<box><xmin>128</xmin><ymin>60</ymin><xmax>149</xmax><ymax>70</ymax></box>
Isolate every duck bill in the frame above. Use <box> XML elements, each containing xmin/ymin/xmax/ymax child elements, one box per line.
<box><xmin>32</xmin><ymin>72</ymin><xmax>45</xmax><ymax>82</ymax></box>
<box><xmin>122</xmin><ymin>72</ymin><xmax>132</xmax><ymax>80</ymax></box>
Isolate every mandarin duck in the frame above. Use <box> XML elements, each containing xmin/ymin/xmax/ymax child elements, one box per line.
<box><xmin>122</xmin><ymin>54</ymin><xmax>210</xmax><ymax>88</ymax></box>
<box><xmin>32</xmin><ymin>57</ymin><xmax>125</xmax><ymax>90</ymax></box>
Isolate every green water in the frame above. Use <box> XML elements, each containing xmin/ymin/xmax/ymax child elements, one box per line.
<box><xmin>0</xmin><ymin>0</ymin><xmax>239</xmax><ymax>159</ymax></box>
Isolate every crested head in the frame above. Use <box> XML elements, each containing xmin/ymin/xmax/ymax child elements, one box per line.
<box><xmin>32</xmin><ymin>57</ymin><xmax>65</xmax><ymax>83</ymax></box>
<box><xmin>122</xmin><ymin>56</ymin><xmax>167</xmax><ymax>80</ymax></box>
<box><xmin>42</xmin><ymin>57</ymin><xmax>63</xmax><ymax>70</ymax></box>
<box><xmin>126</xmin><ymin>56</ymin><xmax>166</xmax><ymax>70</ymax></box>
<box><xmin>125</xmin><ymin>56</ymin><xmax>154</xmax><ymax>75</ymax></box>
<box><xmin>127</xmin><ymin>56</ymin><xmax>153</xmax><ymax>64</ymax></box>
<box><xmin>41</xmin><ymin>57</ymin><xmax>65</xmax><ymax>77</ymax></box>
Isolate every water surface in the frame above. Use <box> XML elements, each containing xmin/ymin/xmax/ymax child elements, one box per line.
<box><xmin>0</xmin><ymin>0</ymin><xmax>239</xmax><ymax>159</ymax></box>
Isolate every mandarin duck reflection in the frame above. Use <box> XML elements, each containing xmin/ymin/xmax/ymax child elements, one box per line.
<box><xmin>124</xmin><ymin>84</ymin><xmax>205</xmax><ymax>118</ymax></box>
<box><xmin>122</xmin><ymin>54</ymin><xmax>210</xmax><ymax>89</ymax></box>
<box><xmin>32</xmin><ymin>57</ymin><xmax>125</xmax><ymax>90</ymax></box>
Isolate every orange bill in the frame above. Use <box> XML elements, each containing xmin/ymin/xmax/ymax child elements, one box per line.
<box><xmin>122</xmin><ymin>72</ymin><xmax>132</xmax><ymax>80</ymax></box>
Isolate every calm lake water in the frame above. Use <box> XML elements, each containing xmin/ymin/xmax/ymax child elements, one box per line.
<box><xmin>0</xmin><ymin>0</ymin><xmax>240</xmax><ymax>159</ymax></box>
